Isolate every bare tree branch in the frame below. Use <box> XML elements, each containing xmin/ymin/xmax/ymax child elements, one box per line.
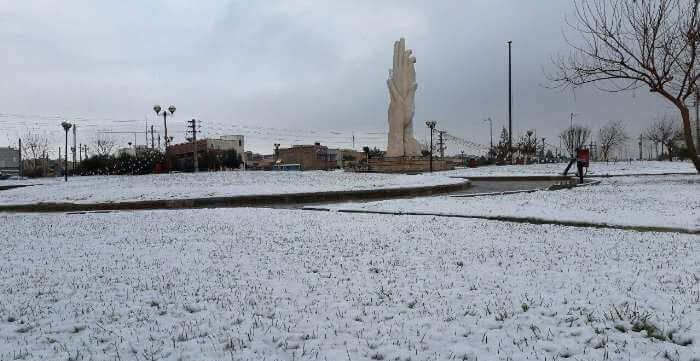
<box><xmin>550</xmin><ymin>0</ymin><xmax>700</xmax><ymax>172</ymax></box>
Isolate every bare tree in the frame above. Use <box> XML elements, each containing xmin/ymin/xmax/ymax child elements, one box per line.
<box><xmin>552</xmin><ymin>0</ymin><xmax>700</xmax><ymax>172</ymax></box>
<box><xmin>93</xmin><ymin>134</ymin><xmax>115</xmax><ymax>157</ymax></box>
<box><xmin>598</xmin><ymin>120</ymin><xmax>630</xmax><ymax>161</ymax></box>
<box><xmin>644</xmin><ymin>115</ymin><xmax>682</xmax><ymax>159</ymax></box>
<box><xmin>21</xmin><ymin>130</ymin><xmax>48</xmax><ymax>171</ymax></box>
<box><xmin>559</xmin><ymin>125</ymin><xmax>591</xmax><ymax>157</ymax></box>
<box><xmin>495</xmin><ymin>127</ymin><xmax>511</xmax><ymax>162</ymax></box>
<box><xmin>516</xmin><ymin>130</ymin><xmax>539</xmax><ymax>161</ymax></box>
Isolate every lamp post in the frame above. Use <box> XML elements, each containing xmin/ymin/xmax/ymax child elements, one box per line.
<box><xmin>425</xmin><ymin>120</ymin><xmax>437</xmax><ymax>172</ymax></box>
<box><xmin>61</xmin><ymin>121</ymin><xmax>72</xmax><ymax>182</ymax></box>
<box><xmin>483</xmin><ymin>117</ymin><xmax>493</xmax><ymax>159</ymax></box>
<box><xmin>153</xmin><ymin>104</ymin><xmax>176</xmax><ymax>170</ymax></box>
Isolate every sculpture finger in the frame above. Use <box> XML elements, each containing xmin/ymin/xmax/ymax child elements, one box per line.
<box><xmin>398</xmin><ymin>39</ymin><xmax>406</xmax><ymax>72</ymax></box>
<box><xmin>393</xmin><ymin>41</ymin><xmax>400</xmax><ymax>78</ymax></box>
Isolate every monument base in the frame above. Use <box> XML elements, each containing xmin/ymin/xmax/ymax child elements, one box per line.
<box><xmin>348</xmin><ymin>156</ymin><xmax>452</xmax><ymax>173</ymax></box>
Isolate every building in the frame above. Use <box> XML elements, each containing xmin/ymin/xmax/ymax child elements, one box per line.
<box><xmin>117</xmin><ymin>145</ymin><xmax>150</xmax><ymax>157</ymax></box>
<box><xmin>244</xmin><ymin>152</ymin><xmax>275</xmax><ymax>170</ymax></box>
<box><xmin>209</xmin><ymin>135</ymin><xmax>245</xmax><ymax>159</ymax></box>
<box><xmin>336</xmin><ymin>148</ymin><xmax>363</xmax><ymax>168</ymax></box>
<box><xmin>277</xmin><ymin>143</ymin><xmax>337</xmax><ymax>170</ymax></box>
<box><xmin>0</xmin><ymin>147</ymin><xmax>20</xmax><ymax>173</ymax></box>
<box><xmin>169</xmin><ymin>135</ymin><xmax>245</xmax><ymax>170</ymax></box>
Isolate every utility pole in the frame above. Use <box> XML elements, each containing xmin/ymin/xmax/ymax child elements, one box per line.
<box><xmin>18</xmin><ymin>138</ymin><xmax>22</xmax><ymax>179</ymax></box>
<box><xmin>437</xmin><ymin>130</ymin><xmax>445</xmax><ymax>159</ymax></box>
<box><xmin>187</xmin><ymin>118</ymin><xmax>199</xmax><ymax>172</ymax></box>
<box><xmin>507</xmin><ymin>40</ymin><xmax>513</xmax><ymax>158</ymax></box>
<box><xmin>150</xmin><ymin>125</ymin><xmax>155</xmax><ymax>149</ymax></box>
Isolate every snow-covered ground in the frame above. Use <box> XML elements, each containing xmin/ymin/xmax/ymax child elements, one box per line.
<box><xmin>0</xmin><ymin>170</ymin><xmax>461</xmax><ymax>205</ymax></box>
<box><xmin>0</xmin><ymin>208</ymin><xmax>697</xmax><ymax>361</ymax></box>
<box><xmin>447</xmin><ymin>160</ymin><xmax>696</xmax><ymax>177</ymax></box>
<box><xmin>326</xmin><ymin>174</ymin><xmax>700</xmax><ymax>230</ymax></box>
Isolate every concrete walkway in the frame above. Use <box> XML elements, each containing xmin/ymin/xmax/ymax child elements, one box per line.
<box><xmin>300</xmin><ymin>207</ymin><xmax>699</xmax><ymax>235</ymax></box>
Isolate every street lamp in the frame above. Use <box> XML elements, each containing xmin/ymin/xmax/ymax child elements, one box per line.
<box><xmin>425</xmin><ymin>120</ymin><xmax>437</xmax><ymax>172</ymax></box>
<box><xmin>483</xmin><ymin>117</ymin><xmax>493</xmax><ymax>159</ymax></box>
<box><xmin>61</xmin><ymin>121</ymin><xmax>72</xmax><ymax>182</ymax></box>
<box><xmin>153</xmin><ymin>104</ymin><xmax>176</xmax><ymax>171</ymax></box>
<box><xmin>153</xmin><ymin>104</ymin><xmax>176</xmax><ymax>150</ymax></box>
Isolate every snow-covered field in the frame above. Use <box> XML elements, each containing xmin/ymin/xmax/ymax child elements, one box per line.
<box><xmin>326</xmin><ymin>174</ymin><xmax>700</xmax><ymax>230</ymax></box>
<box><xmin>0</xmin><ymin>208</ymin><xmax>698</xmax><ymax>361</ymax></box>
<box><xmin>0</xmin><ymin>171</ymin><xmax>461</xmax><ymax>205</ymax></box>
<box><xmin>447</xmin><ymin>160</ymin><xmax>696</xmax><ymax>177</ymax></box>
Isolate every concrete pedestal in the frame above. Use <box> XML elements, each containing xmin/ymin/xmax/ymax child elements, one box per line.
<box><xmin>349</xmin><ymin>157</ymin><xmax>452</xmax><ymax>173</ymax></box>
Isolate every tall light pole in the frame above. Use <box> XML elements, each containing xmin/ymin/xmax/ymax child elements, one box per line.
<box><xmin>61</xmin><ymin>122</ymin><xmax>72</xmax><ymax>182</ymax></box>
<box><xmin>425</xmin><ymin>120</ymin><xmax>437</xmax><ymax>172</ymax></box>
<box><xmin>569</xmin><ymin>112</ymin><xmax>576</xmax><ymax>157</ymax></box>
<box><xmin>507</xmin><ymin>40</ymin><xmax>513</xmax><ymax>157</ymax></box>
<box><xmin>483</xmin><ymin>117</ymin><xmax>493</xmax><ymax>158</ymax></box>
<box><xmin>153</xmin><ymin>104</ymin><xmax>176</xmax><ymax>170</ymax></box>
<box><xmin>72</xmin><ymin>123</ymin><xmax>77</xmax><ymax>175</ymax></box>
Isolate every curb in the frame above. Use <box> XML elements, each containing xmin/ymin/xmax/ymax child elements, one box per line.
<box><xmin>0</xmin><ymin>180</ymin><xmax>472</xmax><ymax>213</ymax></box>
<box><xmin>0</xmin><ymin>184</ymin><xmax>38</xmax><ymax>191</ymax></box>
<box><xmin>451</xmin><ymin>175</ymin><xmax>574</xmax><ymax>181</ymax></box>
<box><xmin>584</xmin><ymin>172</ymin><xmax>697</xmax><ymax>178</ymax></box>
<box><xmin>548</xmin><ymin>179</ymin><xmax>601</xmax><ymax>190</ymax></box>
<box><xmin>301</xmin><ymin>208</ymin><xmax>699</xmax><ymax>235</ymax></box>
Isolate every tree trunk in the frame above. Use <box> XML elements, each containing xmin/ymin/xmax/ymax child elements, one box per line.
<box><xmin>677</xmin><ymin>104</ymin><xmax>700</xmax><ymax>172</ymax></box>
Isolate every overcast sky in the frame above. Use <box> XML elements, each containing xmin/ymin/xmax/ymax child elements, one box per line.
<box><xmin>0</xmin><ymin>0</ymin><xmax>675</xmax><ymax>155</ymax></box>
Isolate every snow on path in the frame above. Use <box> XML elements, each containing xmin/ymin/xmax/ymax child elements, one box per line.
<box><xmin>0</xmin><ymin>208</ymin><xmax>697</xmax><ymax>360</ymax></box>
<box><xmin>328</xmin><ymin>175</ymin><xmax>700</xmax><ymax>230</ymax></box>
<box><xmin>446</xmin><ymin>160</ymin><xmax>696</xmax><ymax>177</ymax></box>
<box><xmin>0</xmin><ymin>170</ymin><xmax>461</xmax><ymax>205</ymax></box>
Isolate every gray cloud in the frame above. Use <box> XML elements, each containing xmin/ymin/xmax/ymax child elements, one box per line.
<box><xmin>0</xmin><ymin>0</ymin><xmax>671</xmax><ymax>155</ymax></box>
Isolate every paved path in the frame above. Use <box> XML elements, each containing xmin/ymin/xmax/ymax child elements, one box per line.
<box><xmin>451</xmin><ymin>179</ymin><xmax>564</xmax><ymax>196</ymax></box>
<box><xmin>301</xmin><ymin>208</ymin><xmax>698</xmax><ymax>235</ymax></box>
